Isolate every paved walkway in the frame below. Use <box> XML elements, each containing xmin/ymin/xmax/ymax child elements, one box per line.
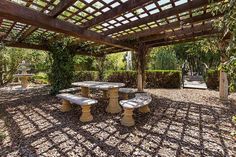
<box><xmin>183</xmin><ymin>75</ymin><xmax>207</xmax><ymax>89</ymax></box>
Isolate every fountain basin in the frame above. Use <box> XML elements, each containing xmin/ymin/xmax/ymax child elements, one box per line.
<box><xmin>14</xmin><ymin>74</ymin><xmax>34</xmax><ymax>88</ymax></box>
<box><xmin>14</xmin><ymin>74</ymin><xmax>34</xmax><ymax>77</ymax></box>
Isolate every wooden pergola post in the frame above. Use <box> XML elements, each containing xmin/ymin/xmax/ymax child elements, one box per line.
<box><xmin>136</xmin><ymin>44</ymin><xmax>149</xmax><ymax>92</ymax></box>
<box><xmin>219</xmin><ymin>41</ymin><xmax>229</xmax><ymax>101</ymax></box>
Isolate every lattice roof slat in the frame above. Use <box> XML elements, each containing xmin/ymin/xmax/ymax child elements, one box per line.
<box><xmin>0</xmin><ymin>0</ymin><xmax>226</xmax><ymax>56</ymax></box>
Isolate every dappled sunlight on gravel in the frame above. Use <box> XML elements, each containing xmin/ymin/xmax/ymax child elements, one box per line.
<box><xmin>0</xmin><ymin>87</ymin><xmax>236</xmax><ymax>156</ymax></box>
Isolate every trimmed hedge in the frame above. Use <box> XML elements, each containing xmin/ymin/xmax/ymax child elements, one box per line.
<box><xmin>146</xmin><ymin>70</ymin><xmax>181</xmax><ymax>88</ymax></box>
<box><xmin>107</xmin><ymin>70</ymin><xmax>181</xmax><ymax>88</ymax></box>
<box><xmin>106</xmin><ymin>71</ymin><xmax>137</xmax><ymax>88</ymax></box>
<box><xmin>206</xmin><ymin>69</ymin><xmax>219</xmax><ymax>90</ymax></box>
<box><xmin>73</xmin><ymin>70</ymin><xmax>181</xmax><ymax>88</ymax></box>
<box><xmin>73</xmin><ymin>71</ymin><xmax>98</xmax><ymax>82</ymax></box>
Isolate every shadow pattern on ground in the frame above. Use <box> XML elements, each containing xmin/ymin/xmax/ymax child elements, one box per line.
<box><xmin>0</xmin><ymin>87</ymin><xmax>235</xmax><ymax>157</ymax></box>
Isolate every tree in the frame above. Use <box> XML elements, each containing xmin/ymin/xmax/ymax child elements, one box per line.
<box><xmin>149</xmin><ymin>47</ymin><xmax>178</xmax><ymax>70</ymax></box>
<box><xmin>211</xmin><ymin>0</ymin><xmax>236</xmax><ymax>91</ymax></box>
<box><xmin>174</xmin><ymin>39</ymin><xmax>220</xmax><ymax>71</ymax></box>
<box><xmin>0</xmin><ymin>46</ymin><xmax>48</xmax><ymax>86</ymax></box>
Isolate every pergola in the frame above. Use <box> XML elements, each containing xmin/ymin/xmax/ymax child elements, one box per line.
<box><xmin>0</xmin><ymin>0</ymin><xmax>229</xmax><ymax>100</ymax></box>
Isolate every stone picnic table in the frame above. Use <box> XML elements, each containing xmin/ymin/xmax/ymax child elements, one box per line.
<box><xmin>72</xmin><ymin>81</ymin><xmax>125</xmax><ymax>113</ymax></box>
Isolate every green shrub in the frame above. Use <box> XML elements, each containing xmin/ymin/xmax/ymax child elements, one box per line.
<box><xmin>106</xmin><ymin>71</ymin><xmax>137</xmax><ymax>87</ymax></box>
<box><xmin>206</xmin><ymin>69</ymin><xmax>219</xmax><ymax>90</ymax></box>
<box><xmin>230</xmin><ymin>81</ymin><xmax>236</xmax><ymax>92</ymax></box>
<box><xmin>146</xmin><ymin>70</ymin><xmax>181</xmax><ymax>88</ymax></box>
<box><xmin>107</xmin><ymin>70</ymin><xmax>181</xmax><ymax>88</ymax></box>
<box><xmin>73</xmin><ymin>71</ymin><xmax>98</xmax><ymax>82</ymax></box>
<box><xmin>31</xmin><ymin>72</ymin><xmax>48</xmax><ymax>84</ymax></box>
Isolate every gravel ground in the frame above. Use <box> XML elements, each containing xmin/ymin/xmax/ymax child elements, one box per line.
<box><xmin>0</xmin><ymin>87</ymin><xmax>236</xmax><ymax>157</ymax></box>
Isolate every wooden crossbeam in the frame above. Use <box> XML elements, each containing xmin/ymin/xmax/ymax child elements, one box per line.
<box><xmin>143</xmin><ymin>22</ymin><xmax>213</xmax><ymax>43</ymax></box>
<box><xmin>103</xmin><ymin>0</ymin><xmax>222</xmax><ymax>36</ymax></box>
<box><xmin>148</xmin><ymin>30</ymin><xmax>220</xmax><ymax>46</ymax></box>
<box><xmin>48</xmin><ymin>0</ymin><xmax>77</xmax><ymax>18</ymax></box>
<box><xmin>82</xmin><ymin>0</ymin><xmax>152</xmax><ymax>28</ymax></box>
<box><xmin>0</xmin><ymin>0</ymin><xmax>133</xmax><ymax>50</ymax></box>
<box><xmin>19</xmin><ymin>0</ymin><xmax>77</xmax><ymax>41</ymax></box>
<box><xmin>119</xmin><ymin>12</ymin><xmax>223</xmax><ymax>40</ymax></box>
<box><xmin>0</xmin><ymin>18</ymin><xmax>6</xmax><ymax>39</ymax></box>
<box><xmin>149</xmin><ymin>38</ymin><xmax>200</xmax><ymax>47</ymax></box>
<box><xmin>19</xmin><ymin>26</ymin><xmax>38</xmax><ymax>41</ymax></box>
<box><xmin>147</xmin><ymin>29</ymin><xmax>221</xmax><ymax>47</ymax></box>
<box><xmin>96</xmin><ymin>29</ymin><xmax>221</xmax><ymax>55</ymax></box>
<box><xmin>5</xmin><ymin>41</ymin><xmax>47</xmax><ymax>51</ymax></box>
<box><xmin>5</xmin><ymin>41</ymin><xmax>105</xmax><ymax>57</ymax></box>
<box><xmin>4</xmin><ymin>22</ymin><xmax>16</xmax><ymax>40</ymax></box>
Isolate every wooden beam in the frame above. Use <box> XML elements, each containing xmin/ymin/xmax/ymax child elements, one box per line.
<box><xmin>82</xmin><ymin>0</ymin><xmax>152</xmax><ymax>28</ymax></box>
<box><xmin>149</xmin><ymin>38</ymin><xmax>200</xmax><ymax>47</ymax></box>
<box><xmin>48</xmin><ymin>0</ymin><xmax>77</xmax><ymax>18</ymax></box>
<box><xmin>103</xmin><ymin>28</ymin><xmax>220</xmax><ymax>55</ymax></box>
<box><xmin>0</xmin><ymin>0</ymin><xmax>133</xmax><ymax>50</ymax></box>
<box><xmin>5</xmin><ymin>41</ymin><xmax>47</xmax><ymax>51</ymax></box>
<box><xmin>119</xmin><ymin>12</ymin><xmax>223</xmax><ymax>40</ymax></box>
<box><xmin>19</xmin><ymin>27</ymin><xmax>38</xmax><ymax>41</ymax></box>
<box><xmin>147</xmin><ymin>30</ymin><xmax>221</xmax><ymax>47</ymax></box>
<box><xmin>103</xmin><ymin>0</ymin><xmax>222</xmax><ymax>35</ymax></box>
<box><xmin>19</xmin><ymin>0</ymin><xmax>77</xmax><ymax>41</ymax></box>
<box><xmin>143</xmin><ymin>22</ymin><xmax>214</xmax><ymax>44</ymax></box>
<box><xmin>5</xmin><ymin>41</ymin><xmax>105</xmax><ymax>57</ymax></box>
<box><xmin>4</xmin><ymin>22</ymin><xmax>17</xmax><ymax>40</ymax></box>
<box><xmin>103</xmin><ymin>30</ymin><xmax>218</xmax><ymax>54</ymax></box>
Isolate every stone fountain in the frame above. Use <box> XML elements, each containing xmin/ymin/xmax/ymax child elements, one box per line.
<box><xmin>14</xmin><ymin>60</ymin><xmax>34</xmax><ymax>88</ymax></box>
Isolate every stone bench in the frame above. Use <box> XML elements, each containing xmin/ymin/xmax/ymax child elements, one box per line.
<box><xmin>59</xmin><ymin>87</ymin><xmax>81</xmax><ymax>93</ymax></box>
<box><xmin>57</xmin><ymin>93</ymin><xmax>98</xmax><ymax>122</ymax></box>
<box><xmin>119</xmin><ymin>88</ymin><xmax>137</xmax><ymax>99</ymax></box>
<box><xmin>119</xmin><ymin>93</ymin><xmax>152</xmax><ymax>126</ymax></box>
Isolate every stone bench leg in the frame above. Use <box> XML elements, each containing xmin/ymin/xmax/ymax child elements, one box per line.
<box><xmin>103</xmin><ymin>90</ymin><xmax>108</xmax><ymax>99</ymax></box>
<box><xmin>60</xmin><ymin>100</ymin><xmax>72</xmax><ymax>112</ymax></box>
<box><xmin>121</xmin><ymin>108</ymin><xmax>135</xmax><ymax>126</ymax></box>
<box><xmin>138</xmin><ymin>105</ymin><xmax>150</xmax><ymax>113</ymax></box>
<box><xmin>106</xmin><ymin>88</ymin><xmax>121</xmax><ymax>113</ymax></box>
<box><xmin>80</xmin><ymin>105</ymin><xmax>93</xmax><ymax>122</ymax></box>
<box><xmin>81</xmin><ymin>87</ymin><xmax>90</xmax><ymax>97</ymax></box>
<box><xmin>121</xmin><ymin>93</ymin><xmax>129</xmax><ymax>100</ymax></box>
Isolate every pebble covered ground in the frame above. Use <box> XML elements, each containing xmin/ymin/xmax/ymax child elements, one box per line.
<box><xmin>0</xmin><ymin>86</ymin><xmax>236</xmax><ymax>157</ymax></box>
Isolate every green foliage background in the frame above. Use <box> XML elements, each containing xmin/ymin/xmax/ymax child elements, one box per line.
<box><xmin>0</xmin><ymin>47</ymin><xmax>49</xmax><ymax>86</ymax></box>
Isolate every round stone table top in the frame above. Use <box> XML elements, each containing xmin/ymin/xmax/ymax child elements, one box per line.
<box><xmin>72</xmin><ymin>81</ymin><xmax>125</xmax><ymax>90</ymax></box>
